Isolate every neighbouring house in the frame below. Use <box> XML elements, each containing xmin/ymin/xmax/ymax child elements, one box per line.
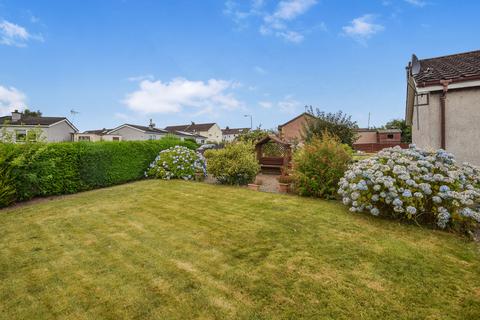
<box><xmin>278</xmin><ymin>112</ymin><xmax>316</xmax><ymax>142</ymax></box>
<box><xmin>405</xmin><ymin>50</ymin><xmax>480</xmax><ymax>165</ymax></box>
<box><xmin>165</xmin><ymin>122</ymin><xmax>222</xmax><ymax>143</ymax></box>
<box><xmin>73</xmin><ymin>129</ymin><xmax>123</xmax><ymax>142</ymax></box>
<box><xmin>353</xmin><ymin>128</ymin><xmax>406</xmax><ymax>153</ymax></box>
<box><xmin>172</xmin><ymin>130</ymin><xmax>208</xmax><ymax>144</ymax></box>
<box><xmin>221</xmin><ymin>126</ymin><xmax>249</xmax><ymax>142</ymax></box>
<box><xmin>0</xmin><ymin>110</ymin><xmax>78</xmax><ymax>143</ymax></box>
<box><xmin>102</xmin><ymin>121</ymin><xmax>169</xmax><ymax>141</ymax></box>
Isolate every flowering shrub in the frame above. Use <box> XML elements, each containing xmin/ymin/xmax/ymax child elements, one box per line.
<box><xmin>145</xmin><ymin>146</ymin><xmax>206</xmax><ymax>180</ymax></box>
<box><xmin>204</xmin><ymin>142</ymin><xmax>259</xmax><ymax>185</ymax></box>
<box><xmin>292</xmin><ymin>132</ymin><xmax>352</xmax><ymax>199</ymax></box>
<box><xmin>338</xmin><ymin>145</ymin><xmax>480</xmax><ymax>234</ymax></box>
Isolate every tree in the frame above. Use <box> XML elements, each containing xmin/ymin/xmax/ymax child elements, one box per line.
<box><xmin>235</xmin><ymin>126</ymin><xmax>274</xmax><ymax>144</ymax></box>
<box><xmin>23</xmin><ymin>109</ymin><xmax>42</xmax><ymax>117</ymax></box>
<box><xmin>382</xmin><ymin>119</ymin><xmax>412</xmax><ymax>143</ymax></box>
<box><xmin>302</xmin><ymin>106</ymin><xmax>358</xmax><ymax>146</ymax></box>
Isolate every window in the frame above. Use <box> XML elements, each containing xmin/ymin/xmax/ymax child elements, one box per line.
<box><xmin>387</xmin><ymin>134</ymin><xmax>394</xmax><ymax>139</ymax></box>
<box><xmin>15</xmin><ymin>129</ymin><xmax>26</xmax><ymax>142</ymax></box>
<box><xmin>112</xmin><ymin>137</ymin><xmax>120</xmax><ymax>141</ymax></box>
<box><xmin>149</xmin><ymin>135</ymin><xmax>156</xmax><ymax>140</ymax></box>
<box><xmin>78</xmin><ymin>135</ymin><xmax>91</xmax><ymax>141</ymax></box>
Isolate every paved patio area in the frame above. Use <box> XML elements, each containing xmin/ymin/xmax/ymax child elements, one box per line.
<box><xmin>204</xmin><ymin>173</ymin><xmax>281</xmax><ymax>193</ymax></box>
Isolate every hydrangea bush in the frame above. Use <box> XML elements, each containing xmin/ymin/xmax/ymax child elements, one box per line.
<box><xmin>338</xmin><ymin>145</ymin><xmax>480</xmax><ymax>233</ymax></box>
<box><xmin>145</xmin><ymin>146</ymin><xmax>206</xmax><ymax>180</ymax></box>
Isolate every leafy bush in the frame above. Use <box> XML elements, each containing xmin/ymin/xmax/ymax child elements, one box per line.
<box><xmin>0</xmin><ymin>150</ymin><xmax>15</xmax><ymax>207</ymax></box>
<box><xmin>292</xmin><ymin>132</ymin><xmax>352</xmax><ymax>199</ymax></box>
<box><xmin>0</xmin><ymin>138</ymin><xmax>196</xmax><ymax>206</ymax></box>
<box><xmin>338</xmin><ymin>145</ymin><xmax>480</xmax><ymax>234</ymax></box>
<box><xmin>205</xmin><ymin>142</ymin><xmax>259</xmax><ymax>185</ymax></box>
<box><xmin>145</xmin><ymin>146</ymin><xmax>206</xmax><ymax>180</ymax></box>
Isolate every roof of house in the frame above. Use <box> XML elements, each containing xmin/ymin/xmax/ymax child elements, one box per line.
<box><xmin>278</xmin><ymin>112</ymin><xmax>316</xmax><ymax>129</ymax></box>
<box><xmin>222</xmin><ymin>127</ymin><xmax>249</xmax><ymax>135</ymax></box>
<box><xmin>83</xmin><ymin>128</ymin><xmax>112</xmax><ymax>135</ymax></box>
<box><xmin>0</xmin><ymin>116</ymin><xmax>67</xmax><ymax>126</ymax></box>
<box><xmin>412</xmin><ymin>50</ymin><xmax>480</xmax><ymax>87</ymax></box>
<box><xmin>108</xmin><ymin>124</ymin><xmax>169</xmax><ymax>134</ymax></box>
<box><xmin>378</xmin><ymin>129</ymin><xmax>402</xmax><ymax>133</ymax></box>
<box><xmin>164</xmin><ymin>123</ymin><xmax>217</xmax><ymax>133</ymax></box>
<box><xmin>174</xmin><ymin>130</ymin><xmax>207</xmax><ymax>139</ymax></box>
<box><xmin>354</xmin><ymin>128</ymin><xmax>377</xmax><ymax>133</ymax></box>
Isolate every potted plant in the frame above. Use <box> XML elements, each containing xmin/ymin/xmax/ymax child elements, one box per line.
<box><xmin>248</xmin><ymin>178</ymin><xmax>263</xmax><ymax>191</ymax></box>
<box><xmin>277</xmin><ymin>175</ymin><xmax>293</xmax><ymax>193</ymax></box>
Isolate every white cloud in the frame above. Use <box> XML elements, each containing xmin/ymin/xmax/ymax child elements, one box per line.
<box><xmin>0</xmin><ymin>20</ymin><xmax>43</xmax><ymax>47</ymax></box>
<box><xmin>123</xmin><ymin>77</ymin><xmax>243</xmax><ymax>115</ymax></box>
<box><xmin>404</xmin><ymin>0</ymin><xmax>427</xmax><ymax>7</ymax></box>
<box><xmin>259</xmin><ymin>101</ymin><xmax>273</xmax><ymax>108</ymax></box>
<box><xmin>342</xmin><ymin>14</ymin><xmax>384</xmax><ymax>44</ymax></box>
<box><xmin>0</xmin><ymin>85</ymin><xmax>27</xmax><ymax>116</ymax></box>
<box><xmin>225</xmin><ymin>0</ymin><xmax>319</xmax><ymax>43</ymax></box>
<box><xmin>127</xmin><ymin>74</ymin><xmax>154</xmax><ymax>82</ymax></box>
<box><xmin>271</xmin><ymin>0</ymin><xmax>317</xmax><ymax>20</ymax></box>
<box><xmin>261</xmin><ymin>0</ymin><xmax>317</xmax><ymax>43</ymax></box>
<box><xmin>254</xmin><ymin>66</ymin><xmax>267</xmax><ymax>75</ymax></box>
<box><xmin>277</xmin><ymin>95</ymin><xmax>301</xmax><ymax>113</ymax></box>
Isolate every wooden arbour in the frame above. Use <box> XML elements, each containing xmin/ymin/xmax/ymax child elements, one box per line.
<box><xmin>255</xmin><ymin>135</ymin><xmax>292</xmax><ymax>174</ymax></box>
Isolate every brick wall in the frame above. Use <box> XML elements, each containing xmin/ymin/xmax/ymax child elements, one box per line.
<box><xmin>280</xmin><ymin>115</ymin><xmax>312</xmax><ymax>141</ymax></box>
<box><xmin>353</xmin><ymin>142</ymin><xmax>408</xmax><ymax>153</ymax></box>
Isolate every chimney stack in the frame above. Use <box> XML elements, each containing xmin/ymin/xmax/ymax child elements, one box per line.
<box><xmin>11</xmin><ymin>110</ymin><xmax>22</xmax><ymax>122</ymax></box>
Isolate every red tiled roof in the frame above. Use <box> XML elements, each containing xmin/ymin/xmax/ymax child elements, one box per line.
<box><xmin>412</xmin><ymin>50</ymin><xmax>480</xmax><ymax>87</ymax></box>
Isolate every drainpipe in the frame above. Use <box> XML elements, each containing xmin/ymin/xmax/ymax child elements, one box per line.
<box><xmin>439</xmin><ymin>79</ymin><xmax>452</xmax><ymax>150</ymax></box>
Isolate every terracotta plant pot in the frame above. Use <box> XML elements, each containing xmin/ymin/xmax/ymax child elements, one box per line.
<box><xmin>247</xmin><ymin>183</ymin><xmax>260</xmax><ymax>191</ymax></box>
<box><xmin>278</xmin><ymin>183</ymin><xmax>289</xmax><ymax>193</ymax></box>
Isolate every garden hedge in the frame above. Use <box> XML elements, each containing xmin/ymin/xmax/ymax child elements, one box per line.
<box><xmin>0</xmin><ymin>138</ymin><xmax>197</xmax><ymax>206</ymax></box>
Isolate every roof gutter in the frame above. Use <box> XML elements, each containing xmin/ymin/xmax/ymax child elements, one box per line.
<box><xmin>439</xmin><ymin>79</ymin><xmax>452</xmax><ymax>150</ymax></box>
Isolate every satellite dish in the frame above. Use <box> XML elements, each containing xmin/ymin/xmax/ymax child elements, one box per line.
<box><xmin>411</xmin><ymin>54</ymin><xmax>421</xmax><ymax>75</ymax></box>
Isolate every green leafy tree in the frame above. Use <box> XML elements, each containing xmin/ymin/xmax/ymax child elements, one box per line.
<box><xmin>382</xmin><ymin>119</ymin><xmax>412</xmax><ymax>143</ymax></box>
<box><xmin>23</xmin><ymin>109</ymin><xmax>42</xmax><ymax>117</ymax></box>
<box><xmin>302</xmin><ymin>106</ymin><xmax>358</xmax><ymax>146</ymax></box>
<box><xmin>235</xmin><ymin>126</ymin><xmax>273</xmax><ymax>144</ymax></box>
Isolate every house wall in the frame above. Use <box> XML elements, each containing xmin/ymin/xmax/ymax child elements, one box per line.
<box><xmin>45</xmin><ymin>121</ymin><xmax>76</xmax><ymax>142</ymax></box>
<box><xmin>222</xmin><ymin>133</ymin><xmax>239</xmax><ymax>142</ymax></box>
<box><xmin>378</xmin><ymin>132</ymin><xmax>401</xmax><ymax>143</ymax></box>
<box><xmin>73</xmin><ymin>133</ymin><xmax>122</xmax><ymax>142</ymax></box>
<box><xmin>280</xmin><ymin>115</ymin><xmax>313</xmax><ymax>142</ymax></box>
<box><xmin>202</xmin><ymin>124</ymin><xmax>222</xmax><ymax>143</ymax></box>
<box><xmin>109</xmin><ymin>126</ymin><xmax>164</xmax><ymax>141</ymax></box>
<box><xmin>73</xmin><ymin>133</ymin><xmax>102</xmax><ymax>142</ymax></box>
<box><xmin>355</xmin><ymin>131</ymin><xmax>377</xmax><ymax>144</ymax></box>
<box><xmin>0</xmin><ymin>126</ymin><xmax>45</xmax><ymax>142</ymax></box>
<box><xmin>412</xmin><ymin>88</ymin><xmax>480</xmax><ymax>165</ymax></box>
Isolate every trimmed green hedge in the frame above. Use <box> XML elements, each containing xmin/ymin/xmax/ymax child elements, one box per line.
<box><xmin>0</xmin><ymin>138</ymin><xmax>197</xmax><ymax>205</ymax></box>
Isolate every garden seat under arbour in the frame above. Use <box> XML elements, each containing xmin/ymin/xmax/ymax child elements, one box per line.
<box><xmin>255</xmin><ymin>135</ymin><xmax>292</xmax><ymax>175</ymax></box>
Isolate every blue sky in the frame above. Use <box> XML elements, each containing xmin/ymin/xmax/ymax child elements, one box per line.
<box><xmin>0</xmin><ymin>0</ymin><xmax>478</xmax><ymax>131</ymax></box>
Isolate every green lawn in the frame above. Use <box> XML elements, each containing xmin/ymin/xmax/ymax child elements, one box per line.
<box><xmin>0</xmin><ymin>181</ymin><xmax>479</xmax><ymax>319</ymax></box>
